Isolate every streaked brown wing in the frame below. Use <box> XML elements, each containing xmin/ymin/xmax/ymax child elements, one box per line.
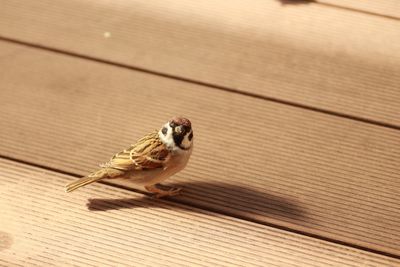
<box><xmin>104</xmin><ymin>131</ymin><xmax>170</xmax><ymax>171</ymax></box>
<box><xmin>104</xmin><ymin>149</ymin><xmax>134</xmax><ymax>171</ymax></box>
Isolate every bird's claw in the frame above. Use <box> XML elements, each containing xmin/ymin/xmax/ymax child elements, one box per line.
<box><xmin>145</xmin><ymin>184</ymin><xmax>183</xmax><ymax>198</ymax></box>
<box><xmin>154</xmin><ymin>187</ymin><xmax>182</xmax><ymax>198</ymax></box>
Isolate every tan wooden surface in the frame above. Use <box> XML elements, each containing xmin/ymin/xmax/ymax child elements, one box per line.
<box><xmin>2</xmin><ymin>159</ymin><xmax>399</xmax><ymax>266</ymax></box>
<box><xmin>1</xmin><ymin>40</ymin><xmax>400</xmax><ymax>259</ymax></box>
<box><xmin>1</xmin><ymin>1</ymin><xmax>400</xmax><ymax>266</ymax></box>
<box><xmin>1</xmin><ymin>0</ymin><xmax>400</xmax><ymax>127</ymax></box>
<box><xmin>318</xmin><ymin>0</ymin><xmax>400</xmax><ymax>18</ymax></box>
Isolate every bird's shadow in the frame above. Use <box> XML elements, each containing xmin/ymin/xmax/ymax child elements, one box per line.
<box><xmin>87</xmin><ymin>180</ymin><xmax>308</xmax><ymax>224</ymax></box>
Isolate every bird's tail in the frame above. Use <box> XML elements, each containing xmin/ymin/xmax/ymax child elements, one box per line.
<box><xmin>65</xmin><ymin>169</ymin><xmax>108</xmax><ymax>193</ymax></box>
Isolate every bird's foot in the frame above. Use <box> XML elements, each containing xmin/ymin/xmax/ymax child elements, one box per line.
<box><xmin>145</xmin><ymin>184</ymin><xmax>182</xmax><ymax>198</ymax></box>
<box><xmin>156</xmin><ymin>187</ymin><xmax>182</xmax><ymax>198</ymax></box>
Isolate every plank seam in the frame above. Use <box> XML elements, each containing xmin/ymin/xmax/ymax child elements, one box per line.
<box><xmin>317</xmin><ymin>2</ymin><xmax>400</xmax><ymax>21</ymax></box>
<box><xmin>289</xmin><ymin>0</ymin><xmax>400</xmax><ymax>20</ymax></box>
<box><xmin>1</xmin><ymin>154</ymin><xmax>399</xmax><ymax>260</ymax></box>
<box><xmin>1</xmin><ymin>36</ymin><xmax>400</xmax><ymax>131</ymax></box>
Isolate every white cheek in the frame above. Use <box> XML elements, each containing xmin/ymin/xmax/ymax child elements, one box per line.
<box><xmin>166</xmin><ymin>126</ymin><xmax>173</xmax><ymax>140</ymax></box>
<box><xmin>159</xmin><ymin>123</ymin><xmax>175</xmax><ymax>147</ymax></box>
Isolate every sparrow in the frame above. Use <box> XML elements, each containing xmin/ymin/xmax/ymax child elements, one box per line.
<box><xmin>65</xmin><ymin>117</ymin><xmax>193</xmax><ymax>198</ymax></box>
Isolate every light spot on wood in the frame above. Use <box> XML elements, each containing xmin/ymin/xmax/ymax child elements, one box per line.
<box><xmin>103</xmin><ymin>32</ymin><xmax>111</xmax><ymax>38</ymax></box>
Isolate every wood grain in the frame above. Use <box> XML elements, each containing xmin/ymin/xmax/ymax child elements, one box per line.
<box><xmin>318</xmin><ymin>0</ymin><xmax>400</xmax><ymax>19</ymax></box>
<box><xmin>1</xmin><ymin>158</ymin><xmax>400</xmax><ymax>266</ymax></box>
<box><xmin>1</xmin><ymin>0</ymin><xmax>400</xmax><ymax>126</ymax></box>
<box><xmin>1</xmin><ymin>41</ymin><xmax>400</xmax><ymax>257</ymax></box>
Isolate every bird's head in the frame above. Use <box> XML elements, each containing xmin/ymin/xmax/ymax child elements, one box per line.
<box><xmin>159</xmin><ymin>117</ymin><xmax>193</xmax><ymax>150</ymax></box>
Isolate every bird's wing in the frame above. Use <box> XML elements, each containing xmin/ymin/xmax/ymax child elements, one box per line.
<box><xmin>104</xmin><ymin>131</ymin><xmax>170</xmax><ymax>171</ymax></box>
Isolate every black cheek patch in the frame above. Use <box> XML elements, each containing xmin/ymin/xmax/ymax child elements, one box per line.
<box><xmin>188</xmin><ymin>132</ymin><xmax>193</xmax><ymax>141</ymax></box>
<box><xmin>161</xmin><ymin>127</ymin><xmax>168</xmax><ymax>136</ymax></box>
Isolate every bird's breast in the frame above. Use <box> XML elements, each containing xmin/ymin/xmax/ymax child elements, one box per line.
<box><xmin>126</xmin><ymin>146</ymin><xmax>192</xmax><ymax>186</ymax></box>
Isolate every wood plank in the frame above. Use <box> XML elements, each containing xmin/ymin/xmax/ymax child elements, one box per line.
<box><xmin>1</xmin><ymin>41</ymin><xmax>400</xmax><ymax>257</ymax></box>
<box><xmin>2</xmin><ymin>159</ymin><xmax>399</xmax><ymax>266</ymax></box>
<box><xmin>318</xmin><ymin>0</ymin><xmax>400</xmax><ymax>19</ymax></box>
<box><xmin>1</xmin><ymin>0</ymin><xmax>400</xmax><ymax>126</ymax></box>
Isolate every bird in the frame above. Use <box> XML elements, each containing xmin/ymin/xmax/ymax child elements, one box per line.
<box><xmin>65</xmin><ymin>117</ymin><xmax>193</xmax><ymax>198</ymax></box>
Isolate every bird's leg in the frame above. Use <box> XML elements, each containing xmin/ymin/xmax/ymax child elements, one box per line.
<box><xmin>145</xmin><ymin>184</ymin><xmax>182</xmax><ymax>198</ymax></box>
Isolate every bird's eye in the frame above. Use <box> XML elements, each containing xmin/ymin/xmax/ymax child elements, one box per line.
<box><xmin>161</xmin><ymin>127</ymin><xmax>168</xmax><ymax>136</ymax></box>
<box><xmin>188</xmin><ymin>132</ymin><xmax>193</xmax><ymax>141</ymax></box>
<box><xmin>175</xmin><ymin>126</ymin><xmax>183</xmax><ymax>134</ymax></box>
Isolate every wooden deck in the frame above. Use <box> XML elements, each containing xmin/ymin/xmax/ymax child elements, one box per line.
<box><xmin>1</xmin><ymin>1</ymin><xmax>399</xmax><ymax>266</ymax></box>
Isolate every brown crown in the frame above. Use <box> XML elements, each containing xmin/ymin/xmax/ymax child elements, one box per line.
<box><xmin>170</xmin><ymin>117</ymin><xmax>191</xmax><ymax>128</ymax></box>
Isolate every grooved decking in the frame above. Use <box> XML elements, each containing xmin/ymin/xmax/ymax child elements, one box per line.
<box><xmin>1</xmin><ymin>40</ymin><xmax>400</xmax><ymax>258</ymax></box>
<box><xmin>1</xmin><ymin>159</ymin><xmax>399</xmax><ymax>267</ymax></box>
<box><xmin>1</xmin><ymin>1</ymin><xmax>400</xmax><ymax>266</ymax></box>
<box><xmin>1</xmin><ymin>1</ymin><xmax>400</xmax><ymax>126</ymax></box>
